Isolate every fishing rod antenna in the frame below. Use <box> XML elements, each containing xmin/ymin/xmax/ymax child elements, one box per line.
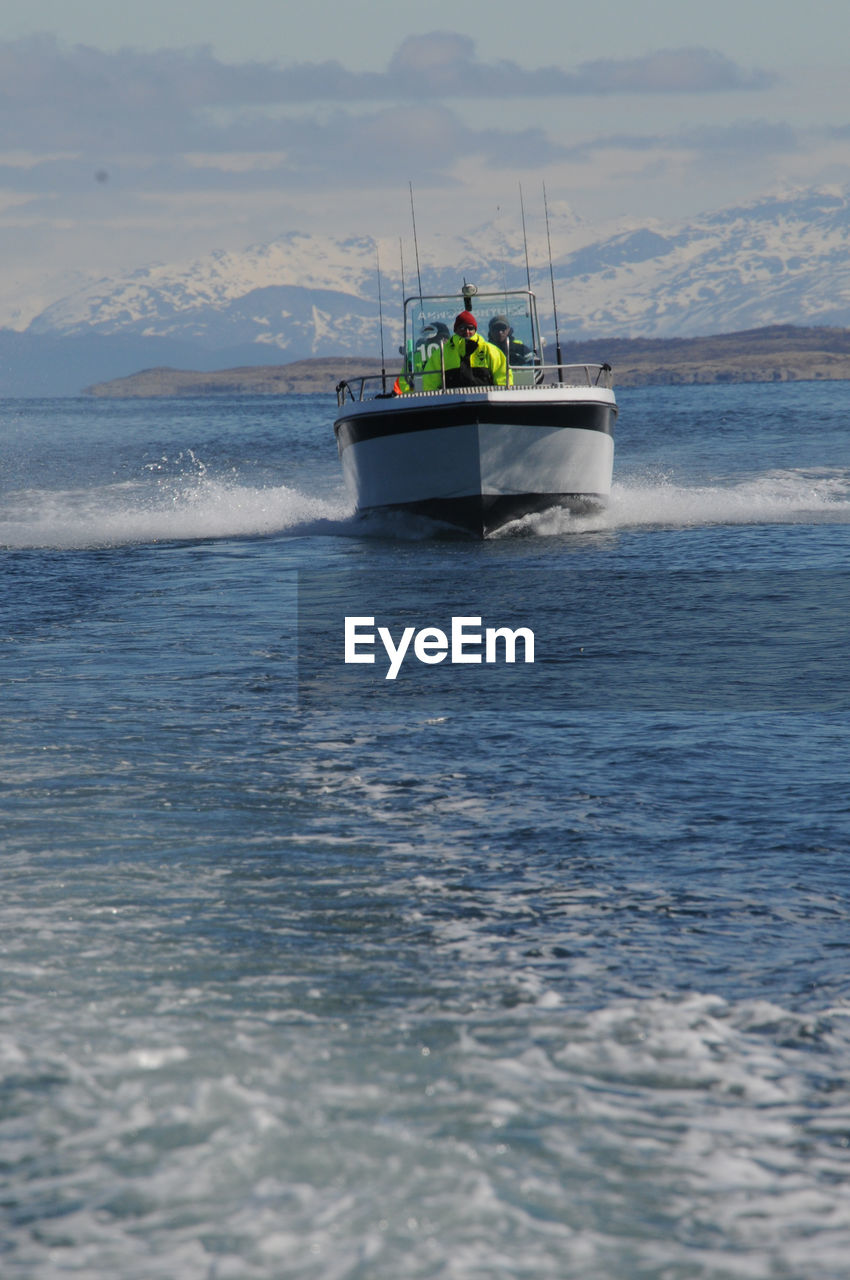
<box><xmin>519</xmin><ymin>183</ymin><xmax>532</xmax><ymax>293</ymax></box>
<box><xmin>399</xmin><ymin>236</ymin><xmax>416</xmax><ymax>386</ymax></box>
<box><xmin>543</xmin><ymin>182</ymin><xmax>563</xmax><ymax>380</ymax></box>
<box><xmin>409</xmin><ymin>181</ymin><xmax>424</xmax><ymax>308</ymax></box>
<box><xmin>375</xmin><ymin>242</ymin><xmax>387</xmax><ymax>392</ymax></box>
<box><xmin>495</xmin><ymin>203</ymin><xmax>510</xmax><ymax>306</ymax></box>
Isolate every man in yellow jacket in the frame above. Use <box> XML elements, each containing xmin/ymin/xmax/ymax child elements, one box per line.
<box><xmin>421</xmin><ymin>311</ymin><xmax>510</xmax><ymax>391</ymax></box>
<box><xmin>394</xmin><ymin>322</ymin><xmax>451</xmax><ymax>394</ymax></box>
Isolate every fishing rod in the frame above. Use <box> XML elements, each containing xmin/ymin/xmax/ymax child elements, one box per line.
<box><xmin>375</xmin><ymin>243</ymin><xmax>387</xmax><ymax>392</ymax></box>
<box><xmin>495</xmin><ymin>202</ymin><xmax>510</xmax><ymax>305</ymax></box>
<box><xmin>519</xmin><ymin>183</ymin><xmax>532</xmax><ymax>294</ymax></box>
<box><xmin>399</xmin><ymin>236</ymin><xmax>416</xmax><ymax>388</ymax></box>
<box><xmin>543</xmin><ymin>181</ymin><xmax>563</xmax><ymax>378</ymax></box>
<box><xmin>409</xmin><ymin>181</ymin><xmax>424</xmax><ymax>307</ymax></box>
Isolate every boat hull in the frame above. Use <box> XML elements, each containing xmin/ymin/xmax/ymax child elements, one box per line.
<box><xmin>334</xmin><ymin>388</ymin><xmax>616</xmax><ymax>537</ymax></box>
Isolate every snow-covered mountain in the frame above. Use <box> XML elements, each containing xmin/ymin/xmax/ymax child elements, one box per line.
<box><xmin>20</xmin><ymin>214</ymin><xmax>583</xmax><ymax>350</ymax></box>
<box><xmin>5</xmin><ymin>186</ymin><xmax>850</xmax><ymax>395</ymax></box>
<box><xmin>550</xmin><ymin>188</ymin><xmax>850</xmax><ymax>337</ymax></box>
<box><xmin>26</xmin><ymin>233</ymin><xmax>388</xmax><ymax>354</ymax></box>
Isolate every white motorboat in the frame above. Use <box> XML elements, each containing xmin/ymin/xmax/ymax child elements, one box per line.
<box><xmin>334</xmin><ymin>281</ymin><xmax>617</xmax><ymax>537</ymax></box>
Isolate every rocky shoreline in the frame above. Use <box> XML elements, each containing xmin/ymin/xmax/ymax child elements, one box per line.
<box><xmin>83</xmin><ymin>325</ymin><xmax>850</xmax><ymax>396</ymax></box>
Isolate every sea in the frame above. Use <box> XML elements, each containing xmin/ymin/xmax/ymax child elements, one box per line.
<box><xmin>2</xmin><ymin>380</ymin><xmax>850</xmax><ymax>1279</ymax></box>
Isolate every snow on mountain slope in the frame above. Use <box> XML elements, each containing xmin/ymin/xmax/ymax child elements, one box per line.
<box><xmin>21</xmin><ymin>186</ymin><xmax>850</xmax><ymax>355</ymax></box>
<box><xmin>27</xmin><ymin>233</ymin><xmax>381</xmax><ymax>336</ymax></box>
<box><xmin>552</xmin><ymin>189</ymin><xmax>850</xmax><ymax>337</ymax></box>
<box><xmin>24</xmin><ymin>226</ymin><xmax>519</xmax><ymax>356</ymax></box>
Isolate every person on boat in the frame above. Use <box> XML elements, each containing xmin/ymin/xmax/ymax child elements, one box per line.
<box><xmin>421</xmin><ymin>311</ymin><xmax>510</xmax><ymax>390</ymax></box>
<box><xmin>394</xmin><ymin>322</ymin><xmax>451</xmax><ymax>394</ymax></box>
<box><xmin>487</xmin><ymin>315</ymin><xmax>535</xmax><ymax>366</ymax></box>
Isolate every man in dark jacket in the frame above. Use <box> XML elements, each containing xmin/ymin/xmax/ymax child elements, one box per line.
<box><xmin>487</xmin><ymin>315</ymin><xmax>535</xmax><ymax>367</ymax></box>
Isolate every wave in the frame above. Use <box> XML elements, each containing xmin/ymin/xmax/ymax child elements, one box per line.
<box><xmin>0</xmin><ymin>474</ymin><xmax>356</xmax><ymax>550</ymax></box>
<box><xmin>499</xmin><ymin>467</ymin><xmax>850</xmax><ymax>537</ymax></box>
<box><xmin>4</xmin><ymin>466</ymin><xmax>849</xmax><ymax>550</ymax></box>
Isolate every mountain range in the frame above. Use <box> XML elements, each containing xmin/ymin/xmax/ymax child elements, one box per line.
<box><xmin>3</xmin><ymin>185</ymin><xmax>850</xmax><ymax>396</ymax></box>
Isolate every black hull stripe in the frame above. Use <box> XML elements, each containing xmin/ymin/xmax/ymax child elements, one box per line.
<box><xmin>335</xmin><ymin>401</ymin><xmax>616</xmax><ymax>451</ymax></box>
<box><xmin>360</xmin><ymin>492</ymin><xmax>606</xmax><ymax>537</ymax></box>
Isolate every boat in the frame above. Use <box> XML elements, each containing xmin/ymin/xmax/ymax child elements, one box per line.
<box><xmin>333</xmin><ymin>280</ymin><xmax>617</xmax><ymax>537</ymax></box>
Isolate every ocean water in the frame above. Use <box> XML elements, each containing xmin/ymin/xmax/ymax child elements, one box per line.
<box><xmin>2</xmin><ymin>382</ymin><xmax>850</xmax><ymax>1279</ymax></box>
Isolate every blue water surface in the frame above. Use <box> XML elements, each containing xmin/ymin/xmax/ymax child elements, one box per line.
<box><xmin>2</xmin><ymin>383</ymin><xmax>850</xmax><ymax>1279</ymax></box>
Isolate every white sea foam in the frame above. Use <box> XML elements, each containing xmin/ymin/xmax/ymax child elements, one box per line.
<box><xmin>0</xmin><ymin>476</ymin><xmax>355</xmax><ymax>549</ymax></box>
<box><xmin>4</xmin><ymin>466</ymin><xmax>848</xmax><ymax>550</ymax></box>
<box><xmin>500</xmin><ymin>467</ymin><xmax>850</xmax><ymax>537</ymax></box>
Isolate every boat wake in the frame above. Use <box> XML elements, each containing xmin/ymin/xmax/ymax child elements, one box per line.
<box><xmin>0</xmin><ymin>474</ymin><xmax>355</xmax><ymax>550</ymax></box>
<box><xmin>496</xmin><ymin>467</ymin><xmax>850</xmax><ymax>538</ymax></box>
<box><xmin>4</xmin><ymin>466</ymin><xmax>849</xmax><ymax>550</ymax></box>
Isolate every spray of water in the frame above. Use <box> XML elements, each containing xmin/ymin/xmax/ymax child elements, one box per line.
<box><xmin>497</xmin><ymin>469</ymin><xmax>850</xmax><ymax>539</ymax></box>
<box><xmin>3</xmin><ymin>465</ymin><xmax>849</xmax><ymax>550</ymax></box>
<box><xmin>0</xmin><ymin>469</ymin><xmax>355</xmax><ymax>550</ymax></box>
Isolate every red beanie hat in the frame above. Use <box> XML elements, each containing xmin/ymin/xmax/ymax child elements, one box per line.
<box><xmin>454</xmin><ymin>310</ymin><xmax>477</xmax><ymax>330</ymax></box>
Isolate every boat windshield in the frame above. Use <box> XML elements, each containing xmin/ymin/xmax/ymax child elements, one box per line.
<box><xmin>403</xmin><ymin>289</ymin><xmax>540</xmax><ymax>382</ymax></box>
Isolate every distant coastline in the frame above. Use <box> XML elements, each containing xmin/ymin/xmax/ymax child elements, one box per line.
<box><xmin>82</xmin><ymin>325</ymin><xmax>850</xmax><ymax>396</ymax></box>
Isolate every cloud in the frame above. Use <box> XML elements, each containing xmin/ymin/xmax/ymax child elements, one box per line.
<box><xmin>0</xmin><ymin>31</ymin><xmax>781</xmax><ymax>228</ymax></box>
<box><xmin>565</xmin><ymin>47</ymin><xmax>775</xmax><ymax>94</ymax></box>
<box><xmin>0</xmin><ymin>30</ymin><xmax>797</xmax><ymax>293</ymax></box>
<box><xmin>0</xmin><ymin>27</ymin><xmax>799</xmax><ymax>208</ymax></box>
<box><xmin>563</xmin><ymin>119</ymin><xmax>802</xmax><ymax>162</ymax></box>
<box><xmin>0</xmin><ymin>32</ymin><xmax>776</xmax><ymax>155</ymax></box>
<box><xmin>676</xmin><ymin>120</ymin><xmax>800</xmax><ymax>154</ymax></box>
<box><xmin>0</xmin><ymin>33</ymin><xmax>579</xmax><ymax>182</ymax></box>
<box><xmin>0</xmin><ymin>101</ymin><xmax>568</xmax><ymax>202</ymax></box>
<box><xmin>384</xmin><ymin>35</ymin><xmax>776</xmax><ymax>96</ymax></box>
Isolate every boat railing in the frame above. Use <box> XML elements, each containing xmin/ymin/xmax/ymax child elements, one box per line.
<box><xmin>336</xmin><ymin>374</ymin><xmax>395</xmax><ymax>405</ymax></box>
<box><xmin>539</xmin><ymin>362</ymin><xmax>614</xmax><ymax>390</ymax></box>
<box><xmin>336</xmin><ymin>362</ymin><xmax>613</xmax><ymax>405</ymax></box>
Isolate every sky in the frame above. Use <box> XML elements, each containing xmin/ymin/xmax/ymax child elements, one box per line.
<box><xmin>2</xmin><ymin>0</ymin><xmax>850</xmax><ymax>325</ymax></box>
